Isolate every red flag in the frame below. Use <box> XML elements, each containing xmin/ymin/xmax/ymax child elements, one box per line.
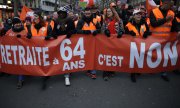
<box><xmin>20</xmin><ymin>6</ymin><xmax>33</xmax><ymax>21</ymax></box>
<box><xmin>80</xmin><ymin>0</ymin><xmax>95</xmax><ymax>7</ymax></box>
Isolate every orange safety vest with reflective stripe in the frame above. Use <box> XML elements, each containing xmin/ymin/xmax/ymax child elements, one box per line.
<box><xmin>31</xmin><ymin>24</ymin><xmax>47</xmax><ymax>37</ymax></box>
<box><xmin>46</xmin><ymin>20</ymin><xmax>54</xmax><ymax>30</ymax></box>
<box><xmin>126</xmin><ymin>22</ymin><xmax>147</xmax><ymax>38</ymax></box>
<box><xmin>82</xmin><ymin>18</ymin><xmax>97</xmax><ymax>31</ymax></box>
<box><xmin>150</xmin><ymin>8</ymin><xmax>175</xmax><ymax>36</ymax></box>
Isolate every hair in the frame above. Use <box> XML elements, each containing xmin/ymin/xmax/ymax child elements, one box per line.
<box><xmin>84</xmin><ymin>7</ymin><xmax>91</xmax><ymax>11</ymax></box>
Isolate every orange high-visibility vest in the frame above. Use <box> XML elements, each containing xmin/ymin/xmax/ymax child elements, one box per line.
<box><xmin>150</xmin><ymin>8</ymin><xmax>175</xmax><ymax>36</ymax></box>
<box><xmin>46</xmin><ymin>20</ymin><xmax>54</xmax><ymax>30</ymax></box>
<box><xmin>82</xmin><ymin>18</ymin><xmax>97</xmax><ymax>31</ymax></box>
<box><xmin>126</xmin><ymin>22</ymin><xmax>147</xmax><ymax>38</ymax></box>
<box><xmin>31</xmin><ymin>24</ymin><xmax>47</xmax><ymax>37</ymax></box>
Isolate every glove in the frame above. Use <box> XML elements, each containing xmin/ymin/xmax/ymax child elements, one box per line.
<box><xmin>66</xmin><ymin>32</ymin><xmax>72</xmax><ymax>38</ymax></box>
<box><xmin>45</xmin><ymin>36</ymin><xmax>51</xmax><ymax>40</ymax></box>
<box><xmin>104</xmin><ymin>29</ymin><xmax>110</xmax><ymax>37</ymax></box>
<box><xmin>117</xmin><ymin>32</ymin><xmax>123</xmax><ymax>38</ymax></box>
<box><xmin>53</xmin><ymin>35</ymin><xmax>57</xmax><ymax>39</ymax></box>
<box><xmin>16</xmin><ymin>34</ymin><xmax>21</xmax><ymax>38</ymax></box>
<box><xmin>129</xmin><ymin>31</ymin><xmax>136</xmax><ymax>36</ymax></box>
<box><xmin>0</xmin><ymin>29</ymin><xmax>6</xmax><ymax>36</ymax></box>
<box><xmin>143</xmin><ymin>31</ymin><xmax>152</xmax><ymax>38</ymax></box>
<box><xmin>26</xmin><ymin>33</ymin><xmax>32</xmax><ymax>39</ymax></box>
<box><xmin>83</xmin><ymin>30</ymin><xmax>91</xmax><ymax>34</ymax></box>
<box><xmin>92</xmin><ymin>30</ymin><xmax>98</xmax><ymax>36</ymax></box>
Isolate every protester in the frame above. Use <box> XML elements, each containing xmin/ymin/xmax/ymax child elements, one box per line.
<box><xmin>26</xmin><ymin>11</ymin><xmax>53</xmax><ymax>89</ymax></box>
<box><xmin>3</xmin><ymin>18</ymin><xmax>12</xmax><ymax>34</ymax></box>
<box><xmin>55</xmin><ymin>6</ymin><xmax>76</xmax><ymax>86</ymax></box>
<box><xmin>172</xmin><ymin>6</ymin><xmax>180</xmax><ymax>74</ymax></box>
<box><xmin>102</xmin><ymin>7</ymin><xmax>124</xmax><ymax>81</ymax></box>
<box><xmin>149</xmin><ymin>0</ymin><xmax>176</xmax><ymax>82</ymax></box>
<box><xmin>54</xmin><ymin>6</ymin><xmax>76</xmax><ymax>38</ymax></box>
<box><xmin>5</xmin><ymin>17</ymin><xmax>27</xmax><ymax>89</ymax></box>
<box><xmin>125</xmin><ymin>9</ymin><xmax>152</xmax><ymax>82</ymax></box>
<box><xmin>76</xmin><ymin>7</ymin><xmax>101</xmax><ymax>79</ymax></box>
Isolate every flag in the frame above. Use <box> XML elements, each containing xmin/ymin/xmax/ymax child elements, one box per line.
<box><xmin>80</xmin><ymin>0</ymin><xmax>95</xmax><ymax>7</ymax></box>
<box><xmin>79</xmin><ymin>2</ymin><xmax>88</xmax><ymax>9</ymax></box>
<box><xmin>20</xmin><ymin>6</ymin><xmax>33</xmax><ymax>21</ymax></box>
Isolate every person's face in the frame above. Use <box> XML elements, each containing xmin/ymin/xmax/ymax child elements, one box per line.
<box><xmin>53</xmin><ymin>13</ymin><xmax>58</xmax><ymax>20</ymax></box>
<box><xmin>134</xmin><ymin>12</ymin><xmax>142</xmax><ymax>23</ymax></box>
<box><xmin>14</xmin><ymin>23</ymin><xmax>22</xmax><ymax>29</ymax></box>
<box><xmin>117</xmin><ymin>1</ymin><xmax>121</xmax><ymax>6</ymax></box>
<box><xmin>84</xmin><ymin>10</ymin><xmax>92</xmax><ymax>18</ymax></box>
<box><xmin>25</xmin><ymin>20</ymin><xmax>31</xmax><ymax>25</ymax></box>
<box><xmin>68</xmin><ymin>12</ymin><xmax>74</xmax><ymax>18</ymax></box>
<box><xmin>59</xmin><ymin>11</ymin><xmax>67</xmax><ymax>19</ymax></box>
<box><xmin>107</xmin><ymin>8</ymin><xmax>113</xmax><ymax>18</ymax></box>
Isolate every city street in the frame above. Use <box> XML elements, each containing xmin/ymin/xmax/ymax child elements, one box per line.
<box><xmin>0</xmin><ymin>71</ymin><xmax>180</xmax><ymax>108</ymax></box>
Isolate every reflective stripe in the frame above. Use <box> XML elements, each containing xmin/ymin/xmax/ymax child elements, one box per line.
<box><xmin>160</xmin><ymin>25</ymin><xmax>172</xmax><ymax>28</ymax></box>
<box><xmin>152</xmin><ymin>31</ymin><xmax>171</xmax><ymax>34</ymax></box>
<box><xmin>150</xmin><ymin>8</ymin><xmax>174</xmax><ymax>36</ymax></box>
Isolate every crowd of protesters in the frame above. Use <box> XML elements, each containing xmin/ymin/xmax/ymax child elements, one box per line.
<box><xmin>0</xmin><ymin>0</ymin><xmax>180</xmax><ymax>89</ymax></box>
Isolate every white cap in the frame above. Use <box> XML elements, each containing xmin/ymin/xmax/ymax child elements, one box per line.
<box><xmin>58</xmin><ymin>7</ymin><xmax>67</xmax><ymax>12</ymax></box>
<box><xmin>133</xmin><ymin>9</ymin><xmax>141</xmax><ymax>15</ymax></box>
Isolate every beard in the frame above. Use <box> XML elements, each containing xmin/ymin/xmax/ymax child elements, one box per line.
<box><xmin>83</xmin><ymin>15</ymin><xmax>93</xmax><ymax>24</ymax></box>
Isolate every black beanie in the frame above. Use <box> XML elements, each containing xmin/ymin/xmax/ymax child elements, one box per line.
<box><xmin>25</xmin><ymin>17</ymin><xmax>31</xmax><ymax>22</ymax></box>
<box><xmin>12</xmin><ymin>17</ymin><xmax>22</xmax><ymax>25</ymax></box>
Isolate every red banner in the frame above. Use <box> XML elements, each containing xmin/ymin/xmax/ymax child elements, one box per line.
<box><xmin>0</xmin><ymin>34</ymin><xmax>180</xmax><ymax>76</ymax></box>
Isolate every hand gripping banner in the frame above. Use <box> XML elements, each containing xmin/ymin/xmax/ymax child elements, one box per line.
<box><xmin>0</xmin><ymin>34</ymin><xmax>180</xmax><ymax>76</ymax></box>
